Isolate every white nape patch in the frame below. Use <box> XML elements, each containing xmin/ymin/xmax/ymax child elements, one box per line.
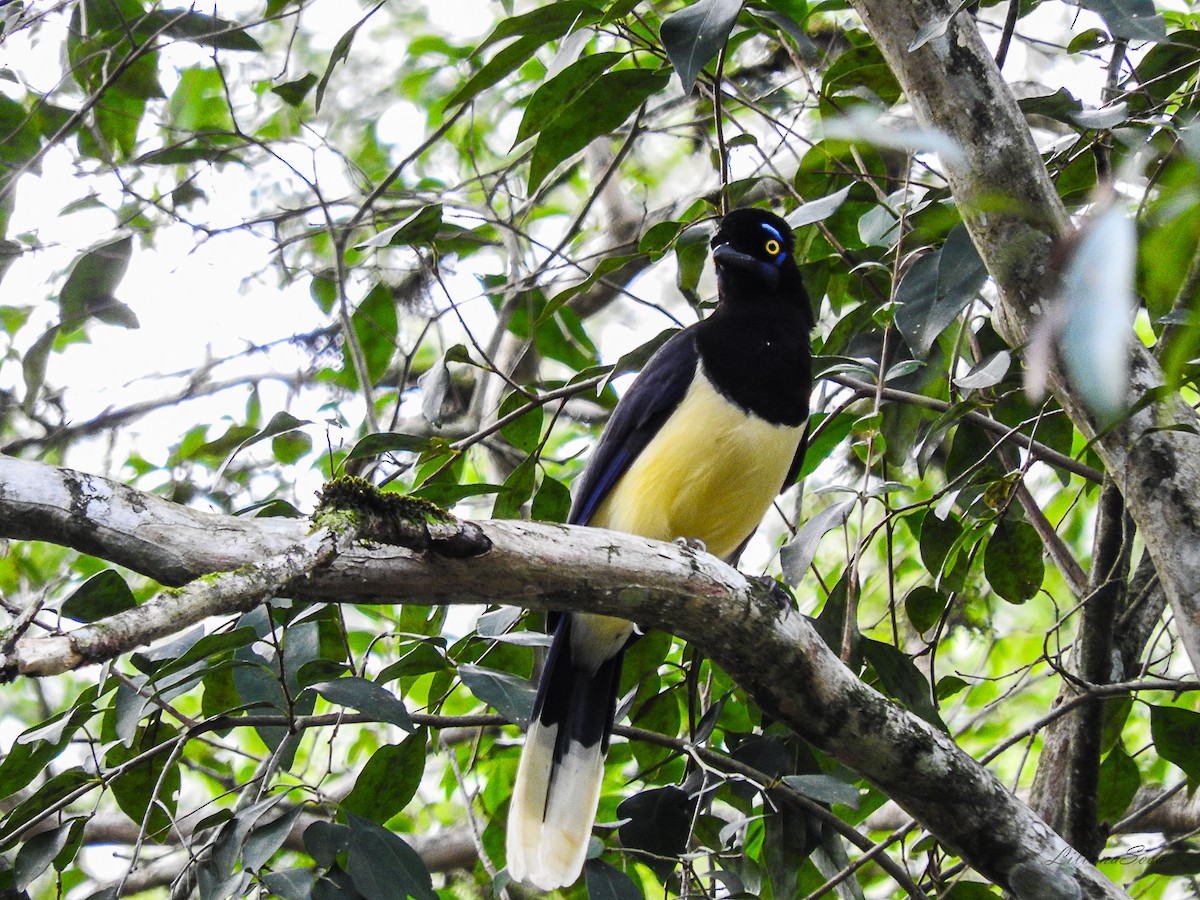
<box><xmin>507</xmin><ymin>720</ymin><xmax>605</xmax><ymax>891</ymax></box>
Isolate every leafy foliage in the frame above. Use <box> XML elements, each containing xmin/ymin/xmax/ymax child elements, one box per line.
<box><xmin>1</xmin><ymin>1</ymin><xmax>1199</xmax><ymax>898</ymax></box>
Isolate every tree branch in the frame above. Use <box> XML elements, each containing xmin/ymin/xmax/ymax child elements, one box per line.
<box><xmin>846</xmin><ymin>0</ymin><xmax>1200</xmax><ymax>679</ymax></box>
<box><xmin>0</xmin><ymin>456</ymin><xmax>1128</xmax><ymax>897</ymax></box>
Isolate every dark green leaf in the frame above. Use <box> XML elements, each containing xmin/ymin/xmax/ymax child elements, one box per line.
<box><xmin>660</xmin><ymin>0</ymin><xmax>743</xmax><ymax>93</ymax></box>
<box><xmin>273</xmin><ymin>73</ymin><xmax>318</xmax><ymax>106</ymax></box>
<box><xmin>1151</xmin><ymin>704</ymin><xmax>1200</xmax><ymax>783</ymax></box>
<box><xmin>515</xmin><ymin>52</ymin><xmax>623</xmax><ymax>146</ymax></box>
<box><xmin>457</xmin><ymin>663</ymin><xmax>535</xmax><ymax>722</ymax></box>
<box><xmin>139</xmin><ymin>9</ymin><xmax>262</xmax><ymax>51</ymax></box>
<box><xmin>584</xmin><ymin>860</ymin><xmax>643</xmax><ymax>900</ymax></box>
<box><xmin>261</xmin><ymin>868</ymin><xmax>318</xmax><ymax>900</ymax></box>
<box><xmin>316</xmin><ymin>20</ymin><xmax>362</xmax><ymax>111</ymax></box>
<box><xmin>58</xmin><ymin>236</ymin><xmax>133</xmax><ymax>326</ymax></box>
<box><xmin>1096</xmin><ymin>743</ymin><xmax>1140</xmax><ymax>824</ymax></box>
<box><xmin>617</xmin><ymin>786</ymin><xmax>693</xmax><ymax>879</ymax></box>
<box><xmin>780</xmin><ymin>498</ymin><xmax>855</xmax><ymax>586</ymax></box>
<box><xmin>345</xmin><ymin>432</ymin><xmax>435</xmax><ymax>461</ymax></box>
<box><xmin>918</xmin><ymin>511</ymin><xmax>974</xmax><ymax>593</ymax></box>
<box><xmin>895</xmin><ymin>225</ymin><xmax>987</xmax><ymax>358</ymax></box>
<box><xmin>357</xmin><ymin>204</ymin><xmax>444</xmax><ymax>250</ymax></box>
<box><xmin>1141</xmin><ymin>851</ymin><xmax>1200</xmax><ymax>877</ymax></box>
<box><xmin>14</xmin><ymin>821</ymin><xmax>77</xmax><ymax>890</ymax></box>
<box><xmin>309</xmin><ymin>677</ymin><xmax>414</xmax><ymax>731</ymax></box>
<box><xmin>862</xmin><ymin>639</ymin><xmax>945</xmax><ymax>730</ymax></box>
<box><xmin>477</xmin><ymin>0</ymin><xmax>600</xmax><ymax>52</ymax></box>
<box><xmin>0</xmin><ymin>768</ymin><xmax>95</xmax><ymax>843</ymax></box>
<box><xmin>61</xmin><ymin>570</ymin><xmax>137</xmax><ymax>623</ymax></box>
<box><xmin>528</xmin><ymin>69</ymin><xmax>669</xmax><ymax>192</ymax></box>
<box><xmin>1079</xmin><ymin>0</ymin><xmax>1164</xmax><ymax>41</ymax></box>
<box><xmin>304</xmin><ymin>820</ymin><xmax>350</xmax><ymax>869</ymax></box>
<box><xmin>984</xmin><ymin>519</ymin><xmax>1044</xmax><ymax>604</ymax></box>
<box><xmin>106</xmin><ymin>722</ymin><xmax>181</xmax><ymax>841</ymax></box>
<box><xmin>492</xmin><ymin>456</ymin><xmax>537</xmax><ymax>520</ymax></box>
<box><xmin>242</xmin><ymin>805</ymin><xmax>304</xmax><ymax>872</ymax></box>
<box><xmin>498</xmin><ymin>390</ymin><xmax>543</xmax><ymax>454</ymax></box>
<box><xmin>531</xmin><ymin>472</ymin><xmax>571</xmax><ymax>523</ymax></box>
<box><xmin>904</xmin><ymin>585</ymin><xmax>948</xmax><ymax>635</ymax></box>
<box><xmin>345</xmin><ymin>813</ymin><xmax>437</xmax><ymax>900</ymax></box>
<box><xmin>781</xmin><ymin>774</ymin><xmax>860</xmax><ymax>808</ymax></box>
<box><xmin>763</xmin><ymin>801</ymin><xmax>818</xmax><ymax>898</ymax></box>
<box><xmin>342</xmin><ymin>731</ymin><xmax>427</xmax><ymax>823</ymax></box>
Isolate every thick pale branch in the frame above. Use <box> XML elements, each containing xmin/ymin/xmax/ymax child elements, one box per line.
<box><xmin>0</xmin><ymin>457</ymin><xmax>1126</xmax><ymax>897</ymax></box>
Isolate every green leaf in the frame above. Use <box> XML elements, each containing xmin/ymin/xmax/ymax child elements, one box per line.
<box><xmin>531</xmin><ymin>472</ymin><xmax>571</xmax><ymax>523</ymax></box>
<box><xmin>660</xmin><ymin>0</ymin><xmax>744</xmax><ymax>93</ymax></box>
<box><xmin>272</xmin><ymin>73</ymin><xmax>318</xmax><ymax>106</ymax></box>
<box><xmin>1151</xmin><ymin>704</ymin><xmax>1200</xmax><ymax>783</ymax></box>
<box><xmin>514</xmin><ymin>52</ymin><xmax>623</xmax><ymax>147</ymax></box>
<box><xmin>357</xmin><ymin>204</ymin><xmax>444</xmax><ymax>250</ymax></box>
<box><xmin>316</xmin><ymin>19</ymin><xmax>363</xmax><ymax>111</ymax></box>
<box><xmin>167</xmin><ymin>67</ymin><xmax>234</xmax><ymax>134</ymax></box>
<box><xmin>61</xmin><ymin>570</ymin><xmax>137</xmax><ymax>623</ymax></box>
<box><xmin>492</xmin><ymin>456</ymin><xmax>537</xmax><ymax>520</ymax></box>
<box><xmin>862</xmin><ymin>639</ymin><xmax>945</xmax><ymax>730</ymax></box>
<box><xmin>528</xmin><ymin>69</ymin><xmax>669</xmax><ymax>192</ymax></box>
<box><xmin>457</xmin><ymin>663</ymin><xmax>535</xmax><ymax>722</ymax></box>
<box><xmin>139</xmin><ymin>9</ymin><xmax>263</xmax><ymax>51</ymax></box>
<box><xmin>58</xmin><ymin>236</ymin><xmax>133</xmax><ymax>326</ymax></box>
<box><xmin>242</xmin><ymin>805</ymin><xmax>304</xmax><ymax>872</ymax></box>
<box><xmin>106</xmin><ymin>722</ymin><xmax>181</xmax><ymax>841</ymax></box>
<box><xmin>498</xmin><ymin>390</ymin><xmax>543</xmax><ymax>454</ymax></box>
<box><xmin>904</xmin><ymin>585</ymin><xmax>947</xmax><ymax>635</ymax></box>
<box><xmin>213</xmin><ymin>411</ymin><xmax>310</xmax><ymax>481</ymax></box>
<box><xmin>584</xmin><ymin>860</ymin><xmax>644</xmax><ymax>900</ymax></box>
<box><xmin>1079</xmin><ymin>0</ymin><xmax>1165</xmax><ymax>42</ymax></box>
<box><xmin>919</xmin><ymin>511</ymin><xmax>969</xmax><ymax>592</ymax></box>
<box><xmin>342</xmin><ymin>731</ymin><xmax>427</xmax><ymax>823</ymax></box>
<box><xmin>345</xmin><ymin>813</ymin><xmax>437</xmax><ymax>900</ymax></box>
<box><xmin>309</xmin><ymin>677</ymin><xmax>414</xmax><ymax>731</ymax></box>
<box><xmin>617</xmin><ymin>786</ymin><xmax>693</xmax><ymax>879</ymax></box>
<box><xmin>780</xmin><ymin>498</ymin><xmax>855</xmax><ymax>586</ymax></box>
<box><xmin>345</xmin><ymin>432</ymin><xmax>435</xmax><ymax>461</ymax></box>
<box><xmin>1141</xmin><ymin>851</ymin><xmax>1200</xmax><ymax>877</ymax></box>
<box><xmin>894</xmin><ymin>225</ymin><xmax>987</xmax><ymax>358</ymax></box>
<box><xmin>1096</xmin><ymin>743</ymin><xmax>1140</xmax><ymax>824</ymax></box>
<box><xmin>781</xmin><ymin>774</ymin><xmax>861</xmax><ymax>808</ymax></box>
<box><xmin>14</xmin><ymin>820</ymin><xmax>77</xmax><ymax>890</ymax></box>
<box><xmin>983</xmin><ymin>519</ymin><xmax>1044</xmax><ymax>604</ymax></box>
<box><xmin>348</xmin><ymin>283</ymin><xmax>399</xmax><ymax>387</ymax></box>
<box><xmin>261</xmin><ymin>869</ymin><xmax>318</xmax><ymax>900</ymax></box>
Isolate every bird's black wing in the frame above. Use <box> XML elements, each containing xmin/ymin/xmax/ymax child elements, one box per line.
<box><xmin>569</xmin><ymin>328</ymin><xmax>699</xmax><ymax>527</ymax></box>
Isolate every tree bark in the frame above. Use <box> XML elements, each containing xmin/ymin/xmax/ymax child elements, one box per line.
<box><xmin>846</xmin><ymin>0</ymin><xmax>1200</xmax><ymax>676</ymax></box>
<box><xmin>0</xmin><ymin>456</ymin><xmax>1129</xmax><ymax>898</ymax></box>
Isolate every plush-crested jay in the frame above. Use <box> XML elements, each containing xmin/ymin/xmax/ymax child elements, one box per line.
<box><xmin>507</xmin><ymin>207</ymin><xmax>814</xmax><ymax>889</ymax></box>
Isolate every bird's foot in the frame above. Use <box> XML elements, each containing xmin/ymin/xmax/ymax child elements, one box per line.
<box><xmin>752</xmin><ymin>575</ymin><xmax>795</xmax><ymax>610</ymax></box>
<box><xmin>673</xmin><ymin>536</ymin><xmax>707</xmax><ymax>553</ymax></box>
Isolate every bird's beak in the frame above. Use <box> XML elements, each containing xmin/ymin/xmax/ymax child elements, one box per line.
<box><xmin>712</xmin><ymin>243</ymin><xmax>757</xmax><ymax>271</ymax></box>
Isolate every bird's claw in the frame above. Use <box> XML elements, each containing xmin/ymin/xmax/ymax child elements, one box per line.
<box><xmin>673</xmin><ymin>536</ymin><xmax>707</xmax><ymax>553</ymax></box>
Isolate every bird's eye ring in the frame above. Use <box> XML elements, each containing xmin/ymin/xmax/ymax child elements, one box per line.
<box><xmin>764</xmin><ymin>239</ymin><xmax>781</xmax><ymax>256</ymax></box>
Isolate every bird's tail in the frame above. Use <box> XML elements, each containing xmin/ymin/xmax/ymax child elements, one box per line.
<box><xmin>506</xmin><ymin>615</ymin><xmax>626</xmax><ymax>890</ymax></box>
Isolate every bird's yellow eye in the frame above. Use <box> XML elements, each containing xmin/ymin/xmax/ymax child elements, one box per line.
<box><xmin>765</xmin><ymin>239</ymin><xmax>781</xmax><ymax>256</ymax></box>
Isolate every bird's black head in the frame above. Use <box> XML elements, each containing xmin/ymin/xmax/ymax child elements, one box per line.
<box><xmin>710</xmin><ymin>207</ymin><xmax>807</xmax><ymax>307</ymax></box>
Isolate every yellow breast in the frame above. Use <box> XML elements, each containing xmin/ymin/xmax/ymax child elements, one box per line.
<box><xmin>589</xmin><ymin>366</ymin><xmax>805</xmax><ymax>561</ymax></box>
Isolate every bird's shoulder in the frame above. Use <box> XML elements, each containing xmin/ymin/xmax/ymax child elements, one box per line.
<box><xmin>568</xmin><ymin>328</ymin><xmax>700</xmax><ymax>525</ymax></box>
